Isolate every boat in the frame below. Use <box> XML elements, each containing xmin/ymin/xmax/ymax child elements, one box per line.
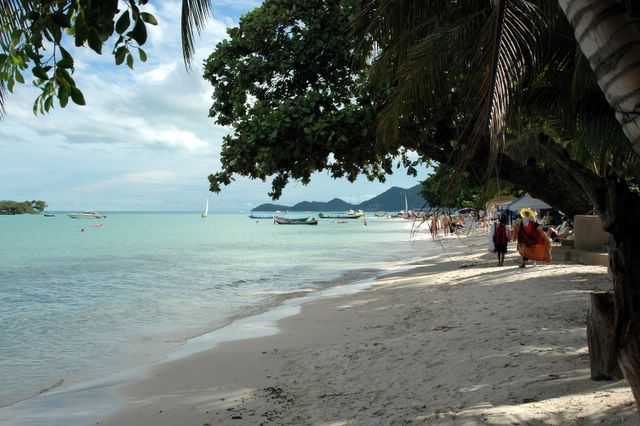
<box><xmin>68</xmin><ymin>211</ymin><xmax>105</xmax><ymax>219</ymax></box>
<box><xmin>43</xmin><ymin>212</ymin><xmax>55</xmax><ymax>217</ymax></box>
<box><xmin>273</xmin><ymin>216</ymin><xmax>318</xmax><ymax>225</ymax></box>
<box><xmin>318</xmin><ymin>210</ymin><xmax>365</xmax><ymax>219</ymax></box>
<box><xmin>249</xmin><ymin>213</ymin><xmax>273</xmax><ymax>219</ymax></box>
<box><xmin>202</xmin><ymin>198</ymin><xmax>209</xmax><ymax>218</ymax></box>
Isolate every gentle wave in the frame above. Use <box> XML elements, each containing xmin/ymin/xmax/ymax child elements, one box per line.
<box><xmin>0</xmin><ymin>212</ymin><xmax>435</xmax><ymax>408</ymax></box>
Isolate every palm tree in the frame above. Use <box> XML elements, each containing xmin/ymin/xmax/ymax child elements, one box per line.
<box><xmin>557</xmin><ymin>0</ymin><xmax>640</xmax><ymax>157</ymax></box>
<box><xmin>352</xmin><ymin>0</ymin><xmax>640</xmax><ymax>408</ymax></box>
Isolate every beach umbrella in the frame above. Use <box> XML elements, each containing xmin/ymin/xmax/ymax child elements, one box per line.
<box><xmin>506</xmin><ymin>194</ymin><xmax>552</xmax><ymax>211</ymax></box>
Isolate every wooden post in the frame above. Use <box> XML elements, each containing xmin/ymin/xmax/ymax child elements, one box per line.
<box><xmin>586</xmin><ymin>291</ymin><xmax>623</xmax><ymax>380</ymax></box>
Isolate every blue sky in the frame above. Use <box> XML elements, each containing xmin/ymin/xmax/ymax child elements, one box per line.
<box><xmin>0</xmin><ymin>1</ymin><xmax>425</xmax><ymax>212</ymax></box>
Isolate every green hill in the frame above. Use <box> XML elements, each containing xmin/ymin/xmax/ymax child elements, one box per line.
<box><xmin>358</xmin><ymin>185</ymin><xmax>428</xmax><ymax>212</ymax></box>
<box><xmin>252</xmin><ymin>185</ymin><xmax>428</xmax><ymax>212</ymax></box>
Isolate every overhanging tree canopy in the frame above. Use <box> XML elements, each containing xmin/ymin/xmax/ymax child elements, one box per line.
<box><xmin>0</xmin><ymin>0</ymin><xmax>213</xmax><ymax>115</ymax></box>
<box><xmin>203</xmin><ymin>0</ymin><xmax>420</xmax><ymax>199</ymax></box>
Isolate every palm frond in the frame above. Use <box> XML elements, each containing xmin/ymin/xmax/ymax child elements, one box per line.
<box><xmin>181</xmin><ymin>0</ymin><xmax>213</xmax><ymax>69</ymax></box>
<box><xmin>454</xmin><ymin>0</ymin><xmax>545</xmax><ymax>184</ymax></box>
<box><xmin>375</xmin><ymin>9</ymin><xmax>489</xmax><ymax>146</ymax></box>
<box><xmin>0</xmin><ymin>0</ymin><xmax>29</xmax><ymax>45</ymax></box>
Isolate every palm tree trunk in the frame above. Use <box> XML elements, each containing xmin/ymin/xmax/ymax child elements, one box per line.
<box><xmin>558</xmin><ymin>0</ymin><xmax>640</xmax><ymax>157</ymax></box>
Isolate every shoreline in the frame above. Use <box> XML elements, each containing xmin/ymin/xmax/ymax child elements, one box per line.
<box><xmin>0</xmin><ymin>230</ymin><xmax>437</xmax><ymax>426</ymax></box>
<box><xmin>100</xmin><ymin>234</ymin><xmax>636</xmax><ymax>425</ymax></box>
<box><xmin>2</xmin><ymin>232</ymin><xmax>636</xmax><ymax>425</ymax></box>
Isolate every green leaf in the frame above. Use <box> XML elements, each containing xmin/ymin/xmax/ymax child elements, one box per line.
<box><xmin>114</xmin><ymin>46</ymin><xmax>129</xmax><ymax>65</ymax></box>
<box><xmin>14</xmin><ymin>69</ymin><xmax>24</xmax><ymax>84</ymax></box>
<box><xmin>74</xmin><ymin>14</ymin><xmax>87</xmax><ymax>46</ymax></box>
<box><xmin>115</xmin><ymin>11</ymin><xmax>131</xmax><ymax>34</ymax></box>
<box><xmin>58</xmin><ymin>84</ymin><xmax>70</xmax><ymax>108</ymax></box>
<box><xmin>126</xmin><ymin>53</ymin><xmax>134</xmax><ymax>69</ymax></box>
<box><xmin>7</xmin><ymin>76</ymin><xmax>14</xmax><ymax>93</ymax></box>
<box><xmin>138</xmin><ymin>48</ymin><xmax>147</xmax><ymax>62</ymax></box>
<box><xmin>32</xmin><ymin>66</ymin><xmax>48</xmax><ymax>80</ymax></box>
<box><xmin>131</xmin><ymin>4</ymin><xmax>140</xmax><ymax>21</ymax></box>
<box><xmin>10</xmin><ymin>54</ymin><xmax>23</xmax><ymax>66</ymax></box>
<box><xmin>70</xmin><ymin>87</ymin><xmax>86</xmax><ymax>106</ymax></box>
<box><xmin>52</xmin><ymin>11</ymin><xmax>71</xmax><ymax>28</ymax></box>
<box><xmin>55</xmin><ymin>67</ymin><xmax>73</xmax><ymax>85</ymax></box>
<box><xmin>58</xmin><ymin>56</ymin><xmax>74</xmax><ymax>69</ymax></box>
<box><xmin>44</xmin><ymin>95</ymin><xmax>53</xmax><ymax>112</ymax></box>
<box><xmin>59</xmin><ymin>47</ymin><xmax>72</xmax><ymax>61</ymax></box>
<box><xmin>87</xmin><ymin>29</ymin><xmax>103</xmax><ymax>54</ymax></box>
<box><xmin>140</xmin><ymin>12</ymin><xmax>158</xmax><ymax>25</ymax></box>
<box><xmin>115</xmin><ymin>46</ymin><xmax>128</xmax><ymax>65</ymax></box>
<box><xmin>129</xmin><ymin>18</ymin><xmax>147</xmax><ymax>45</ymax></box>
<box><xmin>10</xmin><ymin>30</ymin><xmax>22</xmax><ymax>49</ymax></box>
<box><xmin>48</xmin><ymin>23</ymin><xmax>63</xmax><ymax>44</ymax></box>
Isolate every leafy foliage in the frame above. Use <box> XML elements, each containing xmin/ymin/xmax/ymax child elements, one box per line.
<box><xmin>420</xmin><ymin>164</ymin><xmax>522</xmax><ymax>209</ymax></box>
<box><xmin>352</xmin><ymin>0</ymin><xmax>546</xmax><ymax>181</ymax></box>
<box><xmin>0</xmin><ymin>0</ymin><xmax>213</xmax><ymax>116</ymax></box>
<box><xmin>0</xmin><ymin>0</ymin><xmax>157</xmax><ymax>115</ymax></box>
<box><xmin>203</xmin><ymin>0</ymin><xmax>418</xmax><ymax>199</ymax></box>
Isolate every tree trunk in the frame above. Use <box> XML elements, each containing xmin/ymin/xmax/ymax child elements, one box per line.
<box><xmin>414</xmin><ymin>126</ymin><xmax>593</xmax><ymax>216</ymax></box>
<box><xmin>604</xmin><ymin>179</ymin><xmax>640</xmax><ymax>407</ymax></box>
<box><xmin>587</xmin><ymin>291</ymin><xmax>623</xmax><ymax>380</ymax></box>
<box><xmin>557</xmin><ymin>0</ymin><xmax>640</xmax><ymax>159</ymax></box>
<box><xmin>538</xmin><ymin>133</ymin><xmax>640</xmax><ymax>410</ymax></box>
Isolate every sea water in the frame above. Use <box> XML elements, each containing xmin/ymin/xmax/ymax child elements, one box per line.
<box><xmin>0</xmin><ymin>212</ymin><xmax>434</xmax><ymax>410</ymax></box>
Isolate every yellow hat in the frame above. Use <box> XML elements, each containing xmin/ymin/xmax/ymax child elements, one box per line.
<box><xmin>519</xmin><ymin>207</ymin><xmax>536</xmax><ymax>218</ymax></box>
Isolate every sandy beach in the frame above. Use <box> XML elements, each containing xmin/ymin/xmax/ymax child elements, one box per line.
<box><xmin>99</xmin><ymin>234</ymin><xmax>637</xmax><ymax>425</ymax></box>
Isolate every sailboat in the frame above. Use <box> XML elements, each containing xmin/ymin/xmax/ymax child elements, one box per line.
<box><xmin>402</xmin><ymin>193</ymin><xmax>411</xmax><ymax>219</ymax></box>
<box><xmin>201</xmin><ymin>199</ymin><xmax>209</xmax><ymax>218</ymax></box>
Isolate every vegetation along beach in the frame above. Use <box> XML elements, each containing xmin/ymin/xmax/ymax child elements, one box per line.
<box><xmin>1</xmin><ymin>0</ymin><xmax>640</xmax><ymax>425</ymax></box>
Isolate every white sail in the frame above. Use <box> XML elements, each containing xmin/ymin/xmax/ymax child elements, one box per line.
<box><xmin>202</xmin><ymin>199</ymin><xmax>209</xmax><ymax>218</ymax></box>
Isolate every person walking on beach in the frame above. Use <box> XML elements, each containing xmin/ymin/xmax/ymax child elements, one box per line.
<box><xmin>442</xmin><ymin>214</ymin><xmax>451</xmax><ymax>237</ymax></box>
<box><xmin>512</xmin><ymin>208</ymin><xmax>551</xmax><ymax>267</ymax></box>
<box><xmin>430</xmin><ymin>214</ymin><xmax>438</xmax><ymax>239</ymax></box>
<box><xmin>492</xmin><ymin>216</ymin><xmax>511</xmax><ymax>266</ymax></box>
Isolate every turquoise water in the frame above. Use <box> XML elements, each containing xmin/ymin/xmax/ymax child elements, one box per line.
<box><xmin>0</xmin><ymin>212</ymin><xmax>432</xmax><ymax>409</ymax></box>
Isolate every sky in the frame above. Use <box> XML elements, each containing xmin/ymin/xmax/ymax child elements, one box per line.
<box><xmin>0</xmin><ymin>1</ymin><xmax>426</xmax><ymax>212</ymax></box>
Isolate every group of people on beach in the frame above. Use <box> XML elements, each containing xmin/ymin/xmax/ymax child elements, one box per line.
<box><xmin>489</xmin><ymin>208</ymin><xmax>552</xmax><ymax>267</ymax></box>
<box><xmin>428</xmin><ymin>213</ymin><xmax>466</xmax><ymax>239</ymax></box>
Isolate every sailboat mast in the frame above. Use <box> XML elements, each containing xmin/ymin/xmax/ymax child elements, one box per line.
<box><xmin>202</xmin><ymin>198</ymin><xmax>209</xmax><ymax>217</ymax></box>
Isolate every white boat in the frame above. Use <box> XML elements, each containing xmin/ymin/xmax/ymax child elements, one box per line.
<box><xmin>68</xmin><ymin>210</ymin><xmax>104</xmax><ymax>219</ymax></box>
<box><xmin>201</xmin><ymin>199</ymin><xmax>209</xmax><ymax>218</ymax></box>
<box><xmin>346</xmin><ymin>209</ymin><xmax>365</xmax><ymax>218</ymax></box>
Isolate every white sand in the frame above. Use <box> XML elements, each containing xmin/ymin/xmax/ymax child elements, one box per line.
<box><xmin>100</xmin><ymin>235</ymin><xmax>637</xmax><ymax>425</ymax></box>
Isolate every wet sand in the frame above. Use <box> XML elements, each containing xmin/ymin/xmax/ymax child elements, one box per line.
<box><xmin>100</xmin><ymin>235</ymin><xmax>636</xmax><ymax>425</ymax></box>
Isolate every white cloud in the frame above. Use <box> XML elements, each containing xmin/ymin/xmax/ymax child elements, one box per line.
<box><xmin>138</xmin><ymin>63</ymin><xmax>178</xmax><ymax>83</ymax></box>
<box><xmin>137</xmin><ymin>128</ymin><xmax>209</xmax><ymax>152</ymax></box>
<box><xmin>0</xmin><ymin>0</ymin><xmax>424</xmax><ymax>211</ymax></box>
<box><xmin>71</xmin><ymin>171</ymin><xmax>179</xmax><ymax>193</ymax></box>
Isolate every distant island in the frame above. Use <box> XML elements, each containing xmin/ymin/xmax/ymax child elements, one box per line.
<box><xmin>0</xmin><ymin>200</ymin><xmax>46</xmax><ymax>215</ymax></box>
<box><xmin>252</xmin><ymin>185</ymin><xmax>428</xmax><ymax>212</ymax></box>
